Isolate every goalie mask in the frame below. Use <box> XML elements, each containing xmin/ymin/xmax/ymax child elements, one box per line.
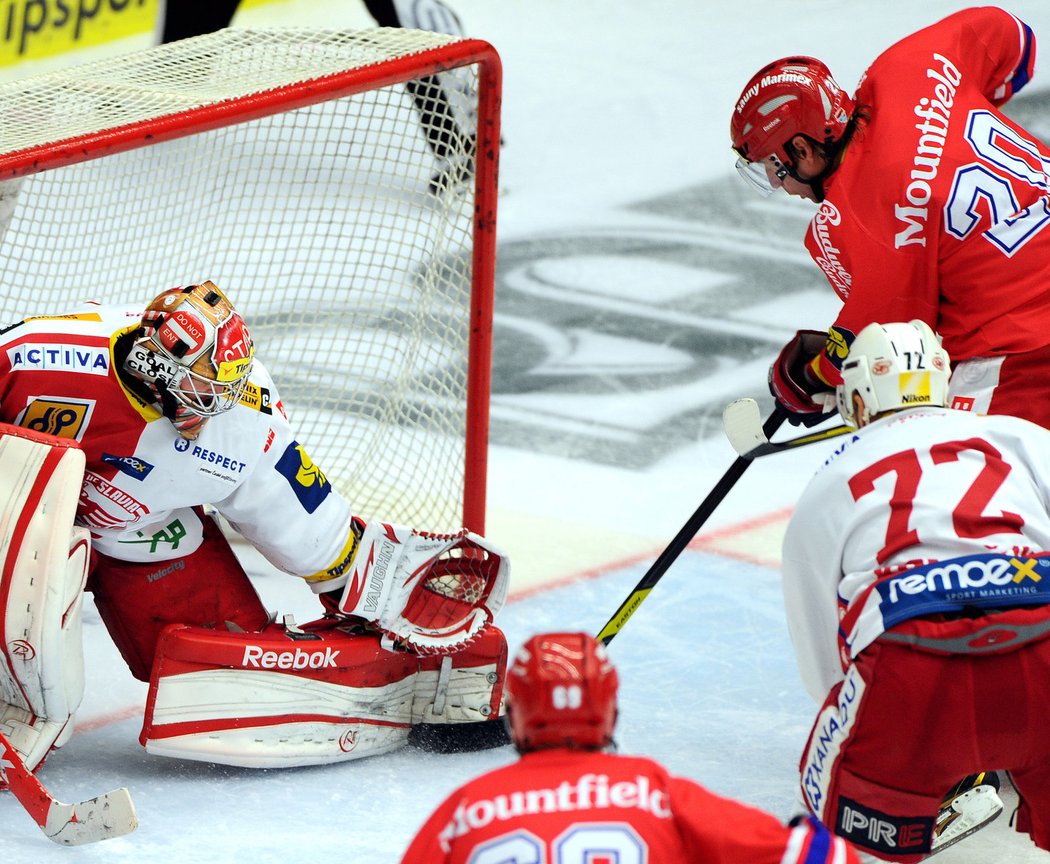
<box><xmin>505</xmin><ymin>632</ymin><xmax>618</xmax><ymax>753</ymax></box>
<box><xmin>836</xmin><ymin>320</ymin><xmax>950</xmax><ymax>428</ymax></box>
<box><xmin>730</xmin><ymin>56</ymin><xmax>855</xmax><ymax>196</ymax></box>
<box><xmin>123</xmin><ymin>281</ymin><xmax>254</xmax><ymax>439</ymax></box>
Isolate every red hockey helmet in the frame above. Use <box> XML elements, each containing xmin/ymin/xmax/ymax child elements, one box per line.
<box><xmin>730</xmin><ymin>56</ymin><xmax>855</xmax><ymax>185</ymax></box>
<box><xmin>505</xmin><ymin>632</ymin><xmax>618</xmax><ymax>752</ymax></box>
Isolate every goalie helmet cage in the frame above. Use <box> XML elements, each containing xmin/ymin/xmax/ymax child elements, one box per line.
<box><xmin>0</xmin><ymin>27</ymin><xmax>501</xmax><ymax>534</ymax></box>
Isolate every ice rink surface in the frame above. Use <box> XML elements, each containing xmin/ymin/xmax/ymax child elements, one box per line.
<box><xmin>4</xmin><ymin>1</ymin><xmax>1050</xmax><ymax>861</ymax></box>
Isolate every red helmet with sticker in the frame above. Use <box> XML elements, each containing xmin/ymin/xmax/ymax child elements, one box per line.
<box><xmin>505</xmin><ymin>632</ymin><xmax>618</xmax><ymax>752</ymax></box>
<box><xmin>730</xmin><ymin>56</ymin><xmax>855</xmax><ymax>169</ymax></box>
<box><xmin>124</xmin><ymin>281</ymin><xmax>254</xmax><ymax>435</ymax></box>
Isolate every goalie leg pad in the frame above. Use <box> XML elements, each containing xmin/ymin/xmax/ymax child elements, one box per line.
<box><xmin>0</xmin><ymin>424</ymin><xmax>89</xmax><ymax>771</ymax></box>
<box><xmin>140</xmin><ymin>620</ymin><xmax>422</xmax><ymax>768</ymax></box>
<box><xmin>412</xmin><ymin>623</ymin><xmax>508</xmax><ymax>724</ymax></box>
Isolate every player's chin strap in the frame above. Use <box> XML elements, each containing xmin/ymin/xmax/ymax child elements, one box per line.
<box><xmin>334</xmin><ymin>520</ymin><xmax>510</xmax><ymax>655</ymax></box>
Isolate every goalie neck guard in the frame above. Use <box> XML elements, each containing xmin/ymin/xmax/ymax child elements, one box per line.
<box><xmin>836</xmin><ymin>319</ymin><xmax>951</xmax><ymax>428</ymax></box>
<box><xmin>505</xmin><ymin>632</ymin><xmax>618</xmax><ymax>753</ymax></box>
<box><xmin>123</xmin><ymin>281</ymin><xmax>254</xmax><ymax>439</ymax></box>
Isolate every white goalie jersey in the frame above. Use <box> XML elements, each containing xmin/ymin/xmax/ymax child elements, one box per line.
<box><xmin>0</xmin><ymin>304</ymin><xmax>357</xmax><ymax>590</ymax></box>
<box><xmin>782</xmin><ymin>407</ymin><xmax>1050</xmax><ymax>701</ymax></box>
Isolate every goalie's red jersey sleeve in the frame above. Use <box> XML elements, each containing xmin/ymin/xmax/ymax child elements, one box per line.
<box><xmin>400</xmin><ymin>750</ymin><xmax>857</xmax><ymax>863</ymax></box>
<box><xmin>803</xmin><ymin>7</ymin><xmax>1045</xmax><ymax>387</ymax></box>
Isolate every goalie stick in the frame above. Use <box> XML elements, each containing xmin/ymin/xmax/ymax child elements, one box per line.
<box><xmin>723</xmin><ymin>398</ymin><xmax>854</xmax><ymax>459</ymax></box>
<box><xmin>595</xmin><ymin>409</ymin><xmax>787</xmax><ymax>646</ymax></box>
<box><xmin>0</xmin><ymin>730</ymin><xmax>138</xmax><ymax>845</ymax></box>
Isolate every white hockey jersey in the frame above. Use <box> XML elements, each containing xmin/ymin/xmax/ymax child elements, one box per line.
<box><xmin>0</xmin><ymin>304</ymin><xmax>356</xmax><ymax>590</ymax></box>
<box><xmin>782</xmin><ymin>407</ymin><xmax>1050</xmax><ymax>700</ymax></box>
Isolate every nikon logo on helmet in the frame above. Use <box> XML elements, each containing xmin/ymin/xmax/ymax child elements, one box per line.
<box><xmin>899</xmin><ymin>371</ymin><xmax>932</xmax><ymax>403</ymax></box>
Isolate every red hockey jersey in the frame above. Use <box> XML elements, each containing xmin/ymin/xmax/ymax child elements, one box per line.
<box><xmin>807</xmin><ymin>7</ymin><xmax>1045</xmax><ymax>384</ymax></box>
<box><xmin>401</xmin><ymin>749</ymin><xmax>858</xmax><ymax>863</ymax></box>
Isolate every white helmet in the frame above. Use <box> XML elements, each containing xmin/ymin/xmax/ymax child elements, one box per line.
<box><xmin>836</xmin><ymin>320</ymin><xmax>950</xmax><ymax>427</ymax></box>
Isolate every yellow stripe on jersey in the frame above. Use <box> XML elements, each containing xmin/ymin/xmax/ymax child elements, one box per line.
<box><xmin>302</xmin><ymin>528</ymin><xmax>360</xmax><ymax>585</ymax></box>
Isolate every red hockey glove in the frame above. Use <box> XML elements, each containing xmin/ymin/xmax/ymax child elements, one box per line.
<box><xmin>769</xmin><ymin>330</ymin><xmax>837</xmax><ymax>427</ymax></box>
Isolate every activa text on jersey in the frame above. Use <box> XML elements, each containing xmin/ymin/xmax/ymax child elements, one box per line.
<box><xmin>437</xmin><ymin>774</ymin><xmax>671</xmax><ymax>851</ymax></box>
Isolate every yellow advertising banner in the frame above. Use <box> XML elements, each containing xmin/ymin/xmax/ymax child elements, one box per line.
<box><xmin>0</xmin><ymin>0</ymin><xmax>160</xmax><ymax>66</ymax></box>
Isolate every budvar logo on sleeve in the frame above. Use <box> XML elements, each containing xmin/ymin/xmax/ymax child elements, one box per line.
<box><xmin>8</xmin><ymin>343</ymin><xmax>109</xmax><ymax>375</ymax></box>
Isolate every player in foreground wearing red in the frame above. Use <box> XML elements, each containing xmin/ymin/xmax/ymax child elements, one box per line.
<box><xmin>402</xmin><ymin>631</ymin><xmax>859</xmax><ymax>863</ymax></box>
<box><xmin>782</xmin><ymin>320</ymin><xmax>1050</xmax><ymax>861</ymax></box>
<box><xmin>728</xmin><ymin>7</ymin><xmax>1050</xmax><ymax>429</ymax></box>
<box><xmin>0</xmin><ymin>281</ymin><xmax>510</xmax><ymax>778</ymax></box>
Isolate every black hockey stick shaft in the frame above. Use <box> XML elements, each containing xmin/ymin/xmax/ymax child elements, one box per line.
<box><xmin>743</xmin><ymin>422</ymin><xmax>853</xmax><ymax>458</ymax></box>
<box><xmin>596</xmin><ymin>409</ymin><xmax>787</xmax><ymax>646</ymax></box>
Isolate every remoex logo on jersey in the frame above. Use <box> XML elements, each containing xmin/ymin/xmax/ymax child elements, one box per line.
<box><xmin>241</xmin><ymin>645</ymin><xmax>340</xmax><ymax>670</ymax></box>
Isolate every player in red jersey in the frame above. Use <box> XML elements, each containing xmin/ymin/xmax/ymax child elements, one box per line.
<box><xmin>782</xmin><ymin>320</ymin><xmax>1050</xmax><ymax>860</ymax></box>
<box><xmin>729</xmin><ymin>7</ymin><xmax>1049</xmax><ymax>428</ymax></box>
<box><xmin>402</xmin><ymin>631</ymin><xmax>859</xmax><ymax>864</ymax></box>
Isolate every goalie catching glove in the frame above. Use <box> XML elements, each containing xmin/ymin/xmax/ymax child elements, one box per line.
<box><xmin>329</xmin><ymin>519</ymin><xmax>509</xmax><ymax>655</ymax></box>
<box><xmin>769</xmin><ymin>329</ymin><xmax>838</xmax><ymax>427</ymax></box>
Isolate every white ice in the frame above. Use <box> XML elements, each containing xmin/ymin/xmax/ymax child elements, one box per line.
<box><xmin>5</xmin><ymin>1</ymin><xmax>1050</xmax><ymax>861</ymax></box>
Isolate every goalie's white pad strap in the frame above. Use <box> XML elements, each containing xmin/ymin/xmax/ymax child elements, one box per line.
<box><xmin>141</xmin><ymin>620</ymin><xmax>505</xmax><ymax>767</ymax></box>
<box><xmin>0</xmin><ymin>425</ymin><xmax>89</xmax><ymax>768</ymax></box>
<box><xmin>337</xmin><ymin>521</ymin><xmax>509</xmax><ymax>654</ymax></box>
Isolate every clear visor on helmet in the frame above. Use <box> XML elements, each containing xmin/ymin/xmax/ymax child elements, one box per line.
<box><xmin>733</xmin><ymin>153</ymin><xmax>790</xmax><ymax>196</ymax></box>
<box><xmin>170</xmin><ymin>362</ymin><xmax>253</xmax><ymax>417</ymax></box>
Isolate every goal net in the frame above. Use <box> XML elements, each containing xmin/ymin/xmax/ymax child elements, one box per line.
<box><xmin>0</xmin><ymin>27</ymin><xmax>500</xmax><ymax>533</ymax></box>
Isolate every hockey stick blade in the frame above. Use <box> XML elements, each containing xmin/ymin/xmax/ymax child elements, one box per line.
<box><xmin>723</xmin><ymin>398</ymin><xmax>854</xmax><ymax>459</ymax></box>
<box><xmin>0</xmin><ymin>730</ymin><xmax>138</xmax><ymax>845</ymax></box>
